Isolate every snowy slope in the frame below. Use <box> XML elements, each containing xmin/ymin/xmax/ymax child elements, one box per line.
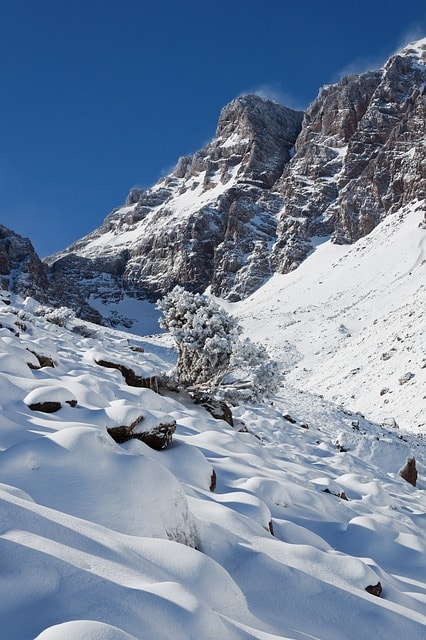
<box><xmin>231</xmin><ymin>201</ymin><xmax>425</xmax><ymax>433</ymax></box>
<box><xmin>0</xmin><ymin>290</ymin><xmax>425</xmax><ymax>639</ymax></box>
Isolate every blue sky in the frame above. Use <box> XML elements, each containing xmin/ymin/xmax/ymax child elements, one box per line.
<box><xmin>0</xmin><ymin>0</ymin><xmax>425</xmax><ymax>257</ymax></box>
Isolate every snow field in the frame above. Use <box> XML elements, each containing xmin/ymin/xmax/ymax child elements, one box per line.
<box><xmin>0</xmin><ymin>197</ymin><xmax>425</xmax><ymax>640</ymax></box>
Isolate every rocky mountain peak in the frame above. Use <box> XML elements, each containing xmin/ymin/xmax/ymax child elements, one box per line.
<box><xmin>45</xmin><ymin>94</ymin><xmax>303</xmax><ymax>319</ymax></box>
<box><xmin>392</xmin><ymin>36</ymin><xmax>426</xmax><ymax>64</ymax></box>
<box><xmin>172</xmin><ymin>94</ymin><xmax>302</xmax><ymax>189</ymax></box>
<box><xmin>271</xmin><ymin>38</ymin><xmax>425</xmax><ymax>271</ymax></box>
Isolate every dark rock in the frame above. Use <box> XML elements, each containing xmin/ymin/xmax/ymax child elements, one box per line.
<box><xmin>210</xmin><ymin>469</ymin><xmax>217</xmax><ymax>492</ymax></box>
<box><xmin>268</xmin><ymin>520</ymin><xmax>275</xmax><ymax>536</ymax></box>
<box><xmin>27</xmin><ymin>350</ymin><xmax>56</xmax><ymax>369</ymax></box>
<box><xmin>28</xmin><ymin>401</ymin><xmax>62</xmax><ymax>413</ymax></box>
<box><xmin>191</xmin><ymin>391</ymin><xmax>234</xmax><ymax>426</ymax></box>
<box><xmin>365</xmin><ymin>581</ymin><xmax>382</xmax><ymax>597</ymax></box>
<box><xmin>283</xmin><ymin>414</ymin><xmax>297</xmax><ymax>424</ymax></box>
<box><xmin>95</xmin><ymin>359</ymin><xmax>159</xmax><ymax>391</ymax></box>
<box><xmin>133</xmin><ymin>421</ymin><xmax>176</xmax><ymax>450</ymax></box>
<box><xmin>0</xmin><ymin>225</ymin><xmax>51</xmax><ymax>302</ymax></box>
<box><xmin>399</xmin><ymin>372</ymin><xmax>415</xmax><ymax>385</ymax></box>
<box><xmin>399</xmin><ymin>457</ymin><xmax>418</xmax><ymax>486</ymax></box>
<box><xmin>323</xmin><ymin>488</ymin><xmax>347</xmax><ymax>500</ymax></box>
<box><xmin>107</xmin><ymin>417</ymin><xmax>176</xmax><ymax>450</ymax></box>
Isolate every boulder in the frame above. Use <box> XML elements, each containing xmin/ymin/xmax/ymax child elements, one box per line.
<box><xmin>365</xmin><ymin>582</ymin><xmax>382</xmax><ymax>597</ymax></box>
<box><xmin>399</xmin><ymin>457</ymin><xmax>418</xmax><ymax>486</ymax></box>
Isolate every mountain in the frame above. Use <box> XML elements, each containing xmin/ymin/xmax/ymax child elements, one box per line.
<box><xmin>41</xmin><ymin>38</ymin><xmax>425</xmax><ymax>327</ymax></box>
<box><xmin>45</xmin><ymin>95</ymin><xmax>303</xmax><ymax>314</ymax></box>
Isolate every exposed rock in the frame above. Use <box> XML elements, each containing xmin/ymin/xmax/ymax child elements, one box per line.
<box><xmin>323</xmin><ymin>488</ymin><xmax>349</xmax><ymax>501</ymax></box>
<box><xmin>399</xmin><ymin>371</ymin><xmax>415</xmax><ymax>385</ymax></box>
<box><xmin>26</xmin><ymin>350</ymin><xmax>56</xmax><ymax>369</ymax></box>
<box><xmin>107</xmin><ymin>416</ymin><xmax>176</xmax><ymax>450</ymax></box>
<box><xmin>210</xmin><ymin>469</ymin><xmax>217</xmax><ymax>492</ymax></box>
<box><xmin>365</xmin><ymin>582</ymin><xmax>382</xmax><ymax>597</ymax></box>
<box><xmin>45</xmin><ymin>95</ymin><xmax>303</xmax><ymax>313</ymax></box>
<box><xmin>272</xmin><ymin>39</ymin><xmax>426</xmax><ymax>272</ymax></box>
<box><xmin>191</xmin><ymin>391</ymin><xmax>234</xmax><ymax>426</ymax></box>
<box><xmin>0</xmin><ymin>225</ymin><xmax>51</xmax><ymax>302</ymax></box>
<box><xmin>399</xmin><ymin>457</ymin><xmax>418</xmax><ymax>486</ymax></box>
<box><xmin>95</xmin><ymin>359</ymin><xmax>159</xmax><ymax>391</ymax></box>
<box><xmin>28</xmin><ymin>401</ymin><xmax>62</xmax><ymax>413</ymax></box>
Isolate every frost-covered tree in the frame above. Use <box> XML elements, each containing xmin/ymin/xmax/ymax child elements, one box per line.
<box><xmin>157</xmin><ymin>286</ymin><xmax>240</xmax><ymax>386</ymax></box>
<box><xmin>220</xmin><ymin>338</ymin><xmax>281</xmax><ymax>403</ymax></box>
<box><xmin>157</xmin><ymin>286</ymin><xmax>282</xmax><ymax>402</ymax></box>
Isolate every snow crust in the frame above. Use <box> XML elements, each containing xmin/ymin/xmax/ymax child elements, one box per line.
<box><xmin>0</xmin><ymin>261</ymin><xmax>425</xmax><ymax>638</ymax></box>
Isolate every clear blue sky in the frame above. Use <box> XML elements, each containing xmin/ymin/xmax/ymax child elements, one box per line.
<box><xmin>0</xmin><ymin>0</ymin><xmax>425</xmax><ymax>257</ymax></box>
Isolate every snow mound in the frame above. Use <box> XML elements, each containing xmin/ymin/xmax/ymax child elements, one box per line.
<box><xmin>34</xmin><ymin>621</ymin><xmax>139</xmax><ymax>640</ymax></box>
<box><xmin>0</xmin><ymin>290</ymin><xmax>424</xmax><ymax>639</ymax></box>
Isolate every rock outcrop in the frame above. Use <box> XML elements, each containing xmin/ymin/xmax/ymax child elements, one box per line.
<box><xmin>399</xmin><ymin>457</ymin><xmax>418</xmax><ymax>486</ymax></box>
<box><xmin>0</xmin><ymin>225</ymin><xmax>50</xmax><ymax>302</ymax></box>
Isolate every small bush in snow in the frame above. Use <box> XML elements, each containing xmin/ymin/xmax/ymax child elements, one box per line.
<box><xmin>39</xmin><ymin>306</ymin><xmax>76</xmax><ymax>327</ymax></box>
<box><xmin>157</xmin><ymin>286</ymin><xmax>282</xmax><ymax>402</ymax></box>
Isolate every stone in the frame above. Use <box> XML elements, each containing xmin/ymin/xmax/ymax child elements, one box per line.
<box><xmin>191</xmin><ymin>391</ymin><xmax>234</xmax><ymax>426</ymax></box>
<box><xmin>210</xmin><ymin>469</ymin><xmax>217</xmax><ymax>492</ymax></box>
<box><xmin>0</xmin><ymin>225</ymin><xmax>51</xmax><ymax>303</ymax></box>
<box><xmin>107</xmin><ymin>417</ymin><xmax>176</xmax><ymax>450</ymax></box>
<box><xmin>399</xmin><ymin>372</ymin><xmax>415</xmax><ymax>385</ymax></box>
<box><xmin>399</xmin><ymin>457</ymin><xmax>418</xmax><ymax>486</ymax></box>
<box><xmin>95</xmin><ymin>359</ymin><xmax>159</xmax><ymax>391</ymax></box>
<box><xmin>365</xmin><ymin>582</ymin><xmax>382</xmax><ymax>597</ymax></box>
<box><xmin>28</xmin><ymin>401</ymin><xmax>62</xmax><ymax>413</ymax></box>
<box><xmin>27</xmin><ymin>350</ymin><xmax>56</xmax><ymax>369</ymax></box>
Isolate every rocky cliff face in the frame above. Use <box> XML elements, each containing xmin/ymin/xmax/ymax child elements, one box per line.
<box><xmin>46</xmin><ymin>95</ymin><xmax>303</xmax><ymax>309</ymax></box>
<box><xmin>0</xmin><ymin>225</ymin><xmax>50</xmax><ymax>302</ymax></box>
<box><xmin>272</xmin><ymin>38</ymin><xmax>426</xmax><ymax>271</ymax></box>
<box><xmin>8</xmin><ymin>39</ymin><xmax>424</xmax><ymax>327</ymax></box>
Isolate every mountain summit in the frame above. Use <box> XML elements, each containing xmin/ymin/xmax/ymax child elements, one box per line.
<box><xmin>45</xmin><ymin>94</ymin><xmax>303</xmax><ymax>316</ymax></box>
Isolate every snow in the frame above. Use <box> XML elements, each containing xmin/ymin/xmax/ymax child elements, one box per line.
<box><xmin>231</xmin><ymin>201</ymin><xmax>426</xmax><ymax>432</ymax></box>
<box><xmin>0</xmin><ymin>200</ymin><xmax>425</xmax><ymax>638</ymax></box>
<box><xmin>74</xmin><ymin>166</ymin><xmax>240</xmax><ymax>263</ymax></box>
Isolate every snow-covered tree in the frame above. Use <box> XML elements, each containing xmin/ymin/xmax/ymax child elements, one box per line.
<box><xmin>157</xmin><ymin>286</ymin><xmax>240</xmax><ymax>386</ymax></box>
<box><xmin>157</xmin><ymin>286</ymin><xmax>282</xmax><ymax>402</ymax></box>
<box><xmin>220</xmin><ymin>338</ymin><xmax>282</xmax><ymax>403</ymax></box>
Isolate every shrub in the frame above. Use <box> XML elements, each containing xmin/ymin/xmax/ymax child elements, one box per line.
<box><xmin>157</xmin><ymin>286</ymin><xmax>281</xmax><ymax>402</ymax></box>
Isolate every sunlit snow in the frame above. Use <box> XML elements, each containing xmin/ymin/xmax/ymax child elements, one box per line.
<box><xmin>0</xmin><ymin>199</ymin><xmax>425</xmax><ymax>639</ymax></box>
